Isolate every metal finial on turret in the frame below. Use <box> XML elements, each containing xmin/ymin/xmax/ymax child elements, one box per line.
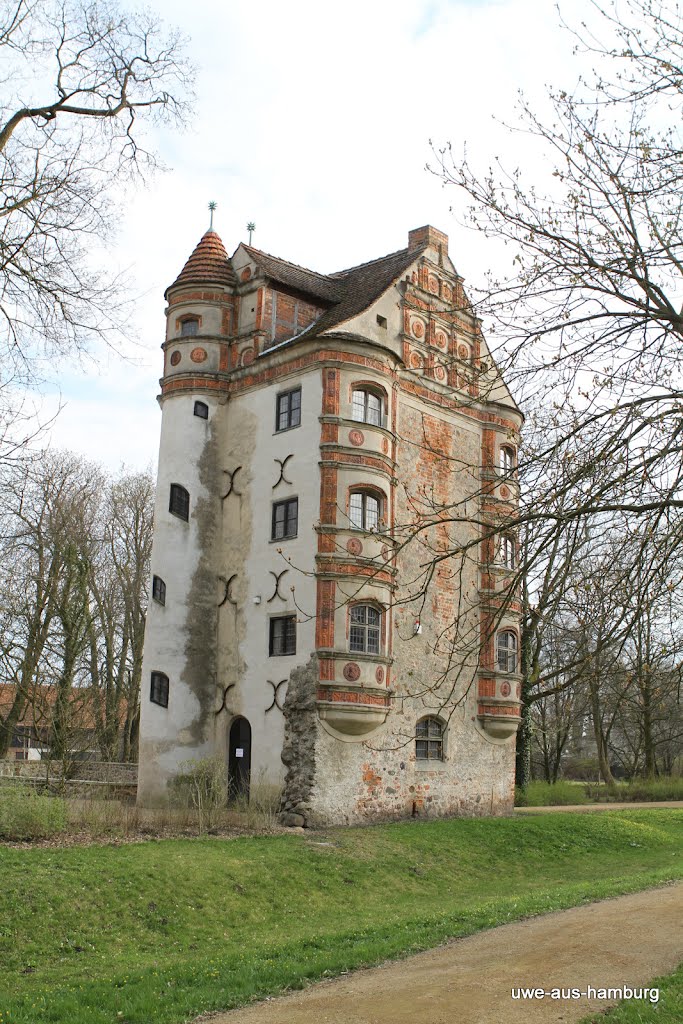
<box><xmin>208</xmin><ymin>201</ymin><xmax>217</xmax><ymax>230</ymax></box>
<box><xmin>247</xmin><ymin>221</ymin><xmax>255</xmax><ymax>245</ymax></box>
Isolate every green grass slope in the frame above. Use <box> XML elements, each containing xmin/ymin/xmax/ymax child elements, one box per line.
<box><xmin>1</xmin><ymin>810</ymin><xmax>681</xmax><ymax>1023</ymax></box>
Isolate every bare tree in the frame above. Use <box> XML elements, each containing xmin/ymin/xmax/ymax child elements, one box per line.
<box><xmin>0</xmin><ymin>0</ymin><xmax>192</xmax><ymax>382</ymax></box>
<box><xmin>0</xmin><ymin>453</ymin><xmax>153</xmax><ymax>762</ymax></box>
<box><xmin>434</xmin><ymin>0</ymin><xmax>683</xmax><ymax>530</ymax></box>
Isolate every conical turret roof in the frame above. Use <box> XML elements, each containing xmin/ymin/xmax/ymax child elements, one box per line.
<box><xmin>166</xmin><ymin>230</ymin><xmax>236</xmax><ymax>294</ymax></box>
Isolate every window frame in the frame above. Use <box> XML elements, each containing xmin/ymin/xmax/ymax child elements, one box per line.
<box><xmin>351</xmin><ymin>387</ymin><xmax>384</xmax><ymax>427</ymax></box>
<box><xmin>497</xmin><ymin>630</ymin><xmax>518</xmax><ymax>673</ymax></box>
<box><xmin>349</xmin><ymin>489</ymin><xmax>382</xmax><ymax>531</ymax></box>
<box><xmin>349</xmin><ymin>603</ymin><xmax>382</xmax><ymax>655</ymax></box>
<box><xmin>152</xmin><ymin>575</ymin><xmax>166</xmax><ymax>606</ymax></box>
<box><xmin>180</xmin><ymin>317</ymin><xmax>199</xmax><ymax>337</ymax></box>
<box><xmin>269</xmin><ymin>615</ymin><xmax>297</xmax><ymax>656</ymax></box>
<box><xmin>150</xmin><ymin>671</ymin><xmax>169</xmax><ymax>708</ymax></box>
<box><xmin>271</xmin><ymin>497</ymin><xmax>298</xmax><ymax>541</ymax></box>
<box><xmin>415</xmin><ymin>716</ymin><xmax>445</xmax><ymax>761</ymax></box>
<box><xmin>193</xmin><ymin>400</ymin><xmax>209</xmax><ymax>419</ymax></box>
<box><xmin>499</xmin><ymin>534</ymin><xmax>516</xmax><ymax>570</ymax></box>
<box><xmin>169</xmin><ymin>483</ymin><xmax>190</xmax><ymax>522</ymax></box>
<box><xmin>275</xmin><ymin>387</ymin><xmax>302</xmax><ymax>432</ymax></box>
<box><xmin>500</xmin><ymin>446</ymin><xmax>516</xmax><ymax>476</ymax></box>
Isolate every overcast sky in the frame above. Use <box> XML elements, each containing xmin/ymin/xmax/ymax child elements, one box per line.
<box><xmin>39</xmin><ymin>0</ymin><xmax>596</xmax><ymax>473</ymax></box>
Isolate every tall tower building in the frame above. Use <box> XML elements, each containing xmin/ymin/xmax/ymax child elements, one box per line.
<box><xmin>137</xmin><ymin>224</ymin><xmax>523</xmax><ymax>825</ymax></box>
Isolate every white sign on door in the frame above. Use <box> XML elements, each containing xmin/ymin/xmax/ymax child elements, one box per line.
<box><xmin>235</xmin><ymin>748</ymin><xmax>244</xmax><ymax>758</ymax></box>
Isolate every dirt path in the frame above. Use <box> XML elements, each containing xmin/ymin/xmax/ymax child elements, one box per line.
<box><xmin>200</xmin><ymin>883</ymin><xmax>683</xmax><ymax>1024</ymax></box>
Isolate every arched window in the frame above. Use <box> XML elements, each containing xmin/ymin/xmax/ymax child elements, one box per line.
<box><xmin>180</xmin><ymin>317</ymin><xmax>199</xmax><ymax>337</ymax></box>
<box><xmin>499</xmin><ymin>535</ymin><xmax>516</xmax><ymax>570</ymax></box>
<box><xmin>349</xmin><ymin>490</ymin><xmax>381</xmax><ymax>531</ymax></box>
<box><xmin>416</xmin><ymin>717</ymin><xmax>444</xmax><ymax>760</ymax></box>
<box><xmin>500</xmin><ymin>446</ymin><xmax>516</xmax><ymax>475</ymax></box>
<box><xmin>349</xmin><ymin>605</ymin><xmax>381</xmax><ymax>654</ymax></box>
<box><xmin>150</xmin><ymin>672</ymin><xmax>169</xmax><ymax>708</ymax></box>
<box><xmin>352</xmin><ymin>388</ymin><xmax>383</xmax><ymax>426</ymax></box>
<box><xmin>169</xmin><ymin>484</ymin><xmax>190</xmax><ymax>522</ymax></box>
<box><xmin>497</xmin><ymin>630</ymin><xmax>518</xmax><ymax>673</ymax></box>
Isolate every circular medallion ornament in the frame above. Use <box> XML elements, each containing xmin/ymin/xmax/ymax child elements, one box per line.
<box><xmin>500</xmin><ymin>682</ymin><xmax>511</xmax><ymax>697</ymax></box>
<box><xmin>381</xmin><ymin>545</ymin><xmax>390</xmax><ymax>560</ymax></box>
<box><xmin>343</xmin><ymin>662</ymin><xmax>361</xmax><ymax>682</ymax></box>
<box><xmin>170</xmin><ymin>351</ymin><xmax>181</xmax><ymax>366</ymax></box>
<box><xmin>516</xmin><ymin>683</ymin><xmax>521</xmax><ymax>698</ymax></box>
<box><xmin>500</xmin><ymin>485</ymin><xmax>510</xmax><ymax>499</ymax></box>
<box><xmin>242</xmin><ymin>347</ymin><xmax>255</xmax><ymax>366</ymax></box>
<box><xmin>190</xmin><ymin>347</ymin><xmax>208</xmax><ymax>363</ymax></box>
<box><xmin>375</xmin><ymin>666</ymin><xmax>385</xmax><ymax>684</ymax></box>
<box><xmin>435</xmin><ymin>366</ymin><xmax>446</xmax><ymax>381</ymax></box>
<box><xmin>240</xmin><ymin>266</ymin><xmax>252</xmax><ymax>281</ymax></box>
<box><xmin>411</xmin><ymin>320</ymin><xmax>425</xmax><ymax>339</ymax></box>
<box><xmin>410</xmin><ymin>352</ymin><xmax>423</xmax><ymax>369</ymax></box>
<box><xmin>349</xmin><ymin>429</ymin><xmax>365</xmax><ymax>447</ymax></box>
<box><xmin>436</xmin><ymin>331</ymin><xmax>447</xmax><ymax>349</ymax></box>
<box><xmin>442</xmin><ymin>284</ymin><xmax>452</xmax><ymax>302</ymax></box>
<box><xmin>346</xmin><ymin>538</ymin><xmax>363</xmax><ymax>556</ymax></box>
<box><xmin>428</xmin><ymin>276</ymin><xmax>439</xmax><ymax>295</ymax></box>
<box><xmin>458</xmin><ymin>344</ymin><xmax>469</xmax><ymax>360</ymax></box>
<box><xmin>382</xmin><ymin>438</ymin><xmax>389</xmax><ymax>454</ymax></box>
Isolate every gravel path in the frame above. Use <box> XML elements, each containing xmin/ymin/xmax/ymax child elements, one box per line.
<box><xmin>197</xmin><ymin>883</ymin><xmax>683</xmax><ymax>1024</ymax></box>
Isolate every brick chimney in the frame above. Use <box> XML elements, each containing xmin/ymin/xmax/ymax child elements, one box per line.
<box><xmin>408</xmin><ymin>225</ymin><xmax>449</xmax><ymax>252</ymax></box>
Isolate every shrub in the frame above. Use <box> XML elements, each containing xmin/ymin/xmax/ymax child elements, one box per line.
<box><xmin>169</xmin><ymin>755</ymin><xmax>228</xmax><ymax>832</ymax></box>
<box><xmin>515</xmin><ymin>780</ymin><xmax>589</xmax><ymax>807</ymax></box>
<box><xmin>0</xmin><ymin>782</ymin><xmax>68</xmax><ymax>840</ymax></box>
<box><xmin>622</xmin><ymin>777</ymin><xmax>683</xmax><ymax>802</ymax></box>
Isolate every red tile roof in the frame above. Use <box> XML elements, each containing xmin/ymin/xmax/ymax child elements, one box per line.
<box><xmin>166</xmin><ymin>230</ymin><xmax>236</xmax><ymax>294</ymax></box>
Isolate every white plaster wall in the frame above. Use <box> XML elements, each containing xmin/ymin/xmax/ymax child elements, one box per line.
<box><xmin>218</xmin><ymin>368</ymin><xmax>322</xmax><ymax>793</ymax></box>
<box><xmin>138</xmin><ymin>390</ymin><xmax>225</xmax><ymax>801</ymax></box>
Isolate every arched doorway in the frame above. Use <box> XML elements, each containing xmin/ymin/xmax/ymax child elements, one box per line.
<box><xmin>228</xmin><ymin>716</ymin><xmax>251</xmax><ymax>801</ymax></box>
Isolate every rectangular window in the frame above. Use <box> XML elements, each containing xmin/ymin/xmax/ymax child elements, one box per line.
<box><xmin>169</xmin><ymin>484</ymin><xmax>190</xmax><ymax>522</ymax></box>
<box><xmin>152</xmin><ymin>575</ymin><xmax>166</xmax><ymax>605</ymax></box>
<box><xmin>272</xmin><ymin>498</ymin><xmax>298</xmax><ymax>540</ymax></box>
<box><xmin>276</xmin><ymin>388</ymin><xmax>301</xmax><ymax>431</ymax></box>
<box><xmin>416</xmin><ymin>718</ymin><xmax>444</xmax><ymax>760</ymax></box>
<box><xmin>349</xmin><ymin>605</ymin><xmax>381</xmax><ymax>654</ymax></box>
<box><xmin>269</xmin><ymin>616</ymin><xmax>297</xmax><ymax>656</ymax></box>
<box><xmin>150</xmin><ymin>672</ymin><xmax>169</xmax><ymax>708</ymax></box>
<box><xmin>352</xmin><ymin>389</ymin><xmax>382</xmax><ymax>426</ymax></box>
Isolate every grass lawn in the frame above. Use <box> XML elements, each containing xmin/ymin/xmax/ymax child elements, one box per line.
<box><xmin>580</xmin><ymin>962</ymin><xmax>683</xmax><ymax>1023</ymax></box>
<box><xmin>1</xmin><ymin>810</ymin><xmax>682</xmax><ymax>1024</ymax></box>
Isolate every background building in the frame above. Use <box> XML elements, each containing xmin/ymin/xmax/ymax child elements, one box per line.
<box><xmin>137</xmin><ymin>224</ymin><xmax>523</xmax><ymax>825</ymax></box>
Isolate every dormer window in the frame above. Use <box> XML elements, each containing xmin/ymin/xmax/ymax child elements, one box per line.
<box><xmin>180</xmin><ymin>318</ymin><xmax>199</xmax><ymax>337</ymax></box>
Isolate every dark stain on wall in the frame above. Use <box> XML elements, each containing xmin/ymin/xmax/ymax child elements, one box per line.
<box><xmin>182</xmin><ymin>419</ymin><xmax>223</xmax><ymax>744</ymax></box>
